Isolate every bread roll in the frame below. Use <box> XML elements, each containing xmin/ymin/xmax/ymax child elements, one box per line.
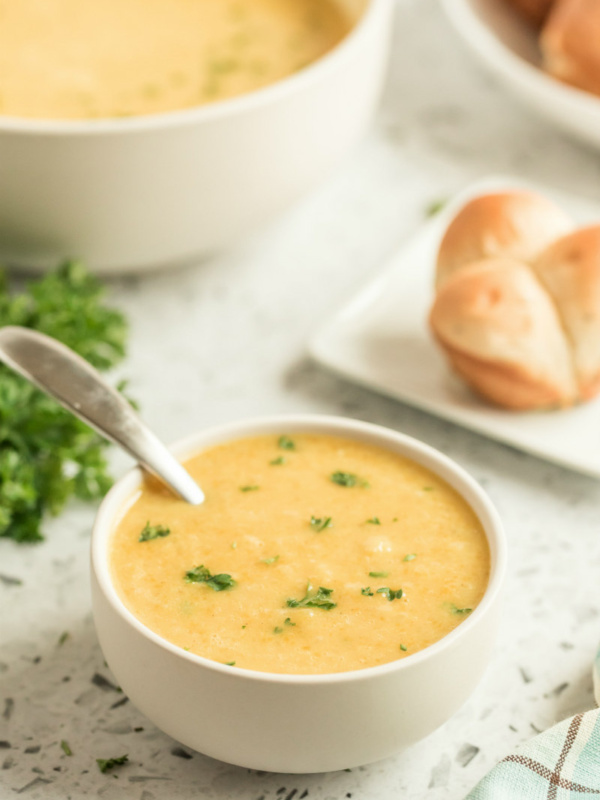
<box><xmin>430</xmin><ymin>191</ymin><xmax>600</xmax><ymax>410</ymax></box>
<box><xmin>541</xmin><ymin>0</ymin><xmax>600</xmax><ymax>96</ymax></box>
<box><xmin>505</xmin><ymin>0</ymin><xmax>555</xmax><ymax>27</ymax></box>
<box><xmin>436</xmin><ymin>191</ymin><xmax>572</xmax><ymax>289</ymax></box>
<box><xmin>534</xmin><ymin>226</ymin><xmax>600</xmax><ymax>399</ymax></box>
<box><xmin>430</xmin><ymin>258</ymin><xmax>577</xmax><ymax>409</ymax></box>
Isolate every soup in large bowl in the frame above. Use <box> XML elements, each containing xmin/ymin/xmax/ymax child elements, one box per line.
<box><xmin>0</xmin><ymin>0</ymin><xmax>351</xmax><ymax>120</ymax></box>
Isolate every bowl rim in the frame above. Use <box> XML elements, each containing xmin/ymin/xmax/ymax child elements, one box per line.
<box><xmin>442</xmin><ymin>0</ymin><xmax>600</xmax><ymax>120</ymax></box>
<box><xmin>92</xmin><ymin>413</ymin><xmax>507</xmax><ymax>686</ymax></box>
<box><xmin>0</xmin><ymin>0</ymin><xmax>391</xmax><ymax>138</ymax></box>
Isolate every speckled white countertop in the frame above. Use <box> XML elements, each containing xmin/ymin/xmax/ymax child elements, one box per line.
<box><xmin>2</xmin><ymin>1</ymin><xmax>600</xmax><ymax>797</ymax></box>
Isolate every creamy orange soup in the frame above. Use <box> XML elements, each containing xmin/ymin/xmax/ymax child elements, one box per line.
<box><xmin>0</xmin><ymin>0</ymin><xmax>351</xmax><ymax>120</ymax></box>
<box><xmin>110</xmin><ymin>434</ymin><xmax>490</xmax><ymax>675</ymax></box>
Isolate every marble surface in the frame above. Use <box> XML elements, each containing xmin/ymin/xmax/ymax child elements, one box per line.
<box><xmin>2</xmin><ymin>0</ymin><xmax>600</xmax><ymax>797</ymax></box>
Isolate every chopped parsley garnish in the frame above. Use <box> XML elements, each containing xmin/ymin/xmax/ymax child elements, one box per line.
<box><xmin>423</xmin><ymin>486</ymin><xmax>434</xmax><ymax>492</ymax></box>
<box><xmin>142</xmin><ymin>83</ymin><xmax>160</xmax><ymax>99</ymax></box>
<box><xmin>224</xmin><ymin>661</ymin><xmax>236</xmax><ymax>667</ymax></box>
<box><xmin>96</xmin><ymin>754</ymin><xmax>128</xmax><ymax>774</ymax></box>
<box><xmin>209</xmin><ymin>58</ymin><xmax>239</xmax><ymax>76</ymax></box>
<box><xmin>60</xmin><ymin>740</ymin><xmax>72</xmax><ymax>756</ymax></box>
<box><xmin>287</xmin><ymin>585</ymin><xmax>336</xmax><ymax>610</ymax></box>
<box><xmin>0</xmin><ymin>261</ymin><xmax>128</xmax><ymax>543</ymax></box>
<box><xmin>278</xmin><ymin>435</ymin><xmax>295</xmax><ymax>451</ymax></box>
<box><xmin>377</xmin><ymin>587</ymin><xmax>403</xmax><ymax>601</ymax></box>
<box><xmin>369</xmin><ymin>571</ymin><xmax>389</xmax><ymax>578</ymax></box>
<box><xmin>185</xmin><ymin>565</ymin><xmax>236</xmax><ymax>592</ymax></box>
<box><xmin>399</xmin><ymin>644</ymin><xmax>408</xmax><ymax>652</ymax></box>
<box><xmin>139</xmin><ymin>522</ymin><xmax>170</xmax><ymax>542</ymax></box>
<box><xmin>366</xmin><ymin>517</ymin><xmax>381</xmax><ymax>525</ymax></box>
<box><xmin>270</xmin><ymin>456</ymin><xmax>286</xmax><ymax>466</ymax></box>
<box><xmin>330</xmin><ymin>471</ymin><xmax>368</xmax><ymax>488</ymax></box>
<box><xmin>403</xmin><ymin>554</ymin><xmax>416</xmax><ymax>562</ymax></box>
<box><xmin>240</xmin><ymin>485</ymin><xmax>259</xmax><ymax>492</ymax></box>
<box><xmin>261</xmin><ymin>555</ymin><xmax>279</xmax><ymax>565</ymax></box>
<box><xmin>310</xmin><ymin>516</ymin><xmax>332</xmax><ymax>532</ymax></box>
<box><xmin>284</xmin><ymin>617</ymin><xmax>296</xmax><ymax>627</ymax></box>
<box><xmin>425</xmin><ymin>197</ymin><xmax>448</xmax><ymax>218</ymax></box>
<box><xmin>361</xmin><ymin>587</ymin><xmax>374</xmax><ymax>596</ymax></box>
<box><xmin>450</xmin><ymin>604</ymin><xmax>473</xmax><ymax>615</ymax></box>
<box><xmin>273</xmin><ymin>627</ymin><xmax>283</xmax><ymax>634</ymax></box>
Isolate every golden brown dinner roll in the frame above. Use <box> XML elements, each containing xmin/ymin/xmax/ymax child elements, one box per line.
<box><xmin>534</xmin><ymin>226</ymin><xmax>600</xmax><ymax>400</ymax></box>
<box><xmin>429</xmin><ymin>191</ymin><xmax>600</xmax><ymax>410</ymax></box>
<box><xmin>505</xmin><ymin>0</ymin><xmax>555</xmax><ymax>27</ymax></box>
<box><xmin>541</xmin><ymin>0</ymin><xmax>600</xmax><ymax>96</ymax></box>
<box><xmin>435</xmin><ymin>191</ymin><xmax>572</xmax><ymax>289</ymax></box>
<box><xmin>430</xmin><ymin>259</ymin><xmax>577</xmax><ymax>409</ymax></box>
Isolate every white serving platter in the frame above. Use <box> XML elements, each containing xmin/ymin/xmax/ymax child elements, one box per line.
<box><xmin>310</xmin><ymin>177</ymin><xmax>600</xmax><ymax>478</ymax></box>
<box><xmin>442</xmin><ymin>0</ymin><xmax>600</xmax><ymax>151</ymax></box>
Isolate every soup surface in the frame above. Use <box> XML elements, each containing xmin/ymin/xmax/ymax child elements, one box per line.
<box><xmin>0</xmin><ymin>0</ymin><xmax>351</xmax><ymax>120</ymax></box>
<box><xmin>110</xmin><ymin>433</ymin><xmax>490</xmax><ymax>675</ymax></box>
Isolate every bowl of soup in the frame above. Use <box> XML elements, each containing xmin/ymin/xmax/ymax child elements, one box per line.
<box><xmin>91</xmin><ymin>414</ymin><xmax>506</xmax><ymax>773</ymax></box>
<box><xmin>0</xmin><ymin>0</ymin><xmax>392</xmax><ymax>273</ymax></box>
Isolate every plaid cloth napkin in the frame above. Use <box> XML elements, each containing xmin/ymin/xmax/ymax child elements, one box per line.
<box><xmin>464</xmin><ymin>652</ymin><xmax>600</xmax><ymax>798</ymax></box>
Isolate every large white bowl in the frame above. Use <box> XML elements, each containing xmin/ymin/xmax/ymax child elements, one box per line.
<box><xmin>0</xmin><ymin>0</ymin><xmax>392</xmax><ymax>274</ymax></box>
<box><xmin>91</xmin><ymin>414</ymin><xmax>506</xmax><ymax>773</ymax></box>
<box><xmin>442</xmin><ymin>0</ymin><xmax>600</xmax><ymax>151</ymax></box>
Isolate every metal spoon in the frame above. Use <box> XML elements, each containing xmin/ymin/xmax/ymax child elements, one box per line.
<box><xmin>0</xmin><ymin>326</ymin><xmax>204</xmax><ymax>505</ymax></box>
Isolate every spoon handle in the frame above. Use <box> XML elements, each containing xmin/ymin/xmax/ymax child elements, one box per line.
<box><xmin>0</xmin><ymin>326</ymin><xmax>204</xmax><ymax>505</ymax></box>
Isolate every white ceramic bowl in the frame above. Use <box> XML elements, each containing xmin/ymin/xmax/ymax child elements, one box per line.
<box><xmin>0</xmin><ymin>0</ymin><xmax>392</xmax><ymax>275</ymax></box>
<box><xmin>91</xmin><ymin>414</ymin><xmax>506</xmax><ymax>773</ymax></box>
<box><xmin>442</xmin><ymin>0</ymin><xmax>600</xmax><ymax>151</ymax></box>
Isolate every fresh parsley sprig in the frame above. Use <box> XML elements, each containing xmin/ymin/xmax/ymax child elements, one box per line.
<box><xmin>0</xmin><ymin>262</ymin><xmax>128</xmax><ymax>543</ymax></box>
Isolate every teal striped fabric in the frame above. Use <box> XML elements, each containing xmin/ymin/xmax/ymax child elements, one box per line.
<box><xmin>465</xmin><ymin>709</ymin><xmax>600</xmax><ymax>798</ymax></box>
<box><xmin>466</xmin><ymin>651</ymin><xmax>600</xmax><ymax>798</ymax></box>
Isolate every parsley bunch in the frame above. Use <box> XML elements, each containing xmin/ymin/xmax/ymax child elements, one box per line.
<box><xmin>0</xmin><ymin>261</ymin><xmax>128</xmax><ymax>543</ymax></box>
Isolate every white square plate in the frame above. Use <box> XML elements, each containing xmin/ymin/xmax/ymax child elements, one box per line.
<box><xmin>310</xmin><ymin>177</ymin><xmax>600</xmax><ymax>478</ymax></box>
